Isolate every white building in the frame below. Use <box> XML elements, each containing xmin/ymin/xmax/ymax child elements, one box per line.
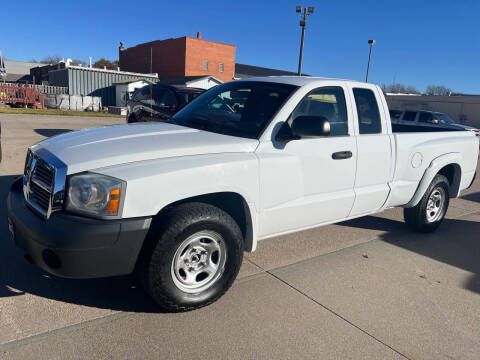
<box><xmin>161</xmin><ymin>75</ymin><xmax>222</xmax><ymax>90</ymax></box>
<box><xmin>113</xmin><ymin>79</ymin><xmax>152</xmax><ymax>107</ymax></box>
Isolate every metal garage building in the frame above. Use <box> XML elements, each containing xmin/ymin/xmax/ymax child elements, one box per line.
<box><xmin>48</xmin><ymin>66</ymin><xmax>158</xmax><ymax>106</ymax></box>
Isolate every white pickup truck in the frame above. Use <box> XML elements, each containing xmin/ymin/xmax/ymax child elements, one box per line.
<box><xmin>7</xmin><ymin>77</ymin><xmax>479</xmax><ymax>311</ymax></box>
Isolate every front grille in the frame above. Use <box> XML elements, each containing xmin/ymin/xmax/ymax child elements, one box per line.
<box><xmin>23</xmin><ymin>149</ymin><xmax>66</xmax><ymax>219</ymax></box>
<box><xmin>33</xmin><ymin>161</ymin><xmax>55</xmax><ymax>186</ymax></box>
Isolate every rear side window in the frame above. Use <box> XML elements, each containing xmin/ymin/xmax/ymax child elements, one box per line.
<box><xmin>418</xmin><ymin>112</ymin><xmax>435</xmax><ymax>123</ymax></box>
<box><xmin>152</xmin><ymin>86</ymin><xmax>165</xmax><ymax>104</ymax></box>
<box><xmin>353</xmin><ymin>88</ymin><xmax>382</xmax><ymax>134</ymax></box>
<box><xmin>291</xmin><ymin>86</ymin><xmax>348</xmax><ymax>136</ymax></box>
<box><xmin>177</xmin><ymin>92</ymin><xmax>201</xmax><ymax>107</ymax></box>
<box><xmin>389</xmin><ymin>110</ymin><xmax>402</xmax><ymax>120</ymax></box>
<box><xmin>403</xmin><ymin>111</ymin><xmax>417</xmax><ymax>121</ymax></box>
<box><xmin>134</xmin><ymin>85</ymin><xmax>151</xmax><ymax>101</ymax></box>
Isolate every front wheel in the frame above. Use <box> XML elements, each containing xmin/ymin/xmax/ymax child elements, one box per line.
<box><xmin>139</xmin><ymin>203</ymin><xmax>244</xmax><ymax>312</ymax></box>
<box><xmin>127</xmin><ymin>114</ymin><xmax>138</xmax><ymax>123</ymax></box>
<box><xmin>404</xmin><ymin>174</ymin><xmax>450</xmax><ymax>233</ymax></box>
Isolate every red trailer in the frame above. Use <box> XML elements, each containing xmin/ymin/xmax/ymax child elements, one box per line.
<box><xmin>0</xmin><ymin>84</ymin><xmax>45</xmax><ymax>109</ymax></box>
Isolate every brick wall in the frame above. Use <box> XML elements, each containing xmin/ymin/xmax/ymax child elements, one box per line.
<box><xmin>119</xmin><ymin>38</ymin><xmax>187</xmax><ymax>78</ymax></box>
<box><xmin>185</xmin><ymin>37</ymin><xmax>235</xmax><ymax>82</ymax></box>
<box><xmin>119</xmin><ymin>36</ymin><xmax>235</xmax><ymax>82</ymax></box>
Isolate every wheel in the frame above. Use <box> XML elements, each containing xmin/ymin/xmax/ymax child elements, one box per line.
<box><xmin>139</xmin><ymin>202</ymin><xmax>244</xmax><ymax>312</ymax></box>
<box><xmin>127</xmin><ymin>114</ymin><xmax>138</xmax><ymax>123</ymax></box>
<box><xmin>404</xmin><ymin>174</ymin><xmax>450</xmax><ymax>233</ymax></box>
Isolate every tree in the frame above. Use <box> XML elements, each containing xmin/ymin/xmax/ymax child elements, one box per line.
<box><xmin>380</xmin><ymin>83</ymin><xmax>420</xmax><ymax>94</ymax></box>
<box><xmin>40</xmin><ymin>55</ymin><xmax>63</xmax><ymax>64</ymax></box>
<box><xmin>425</xmin><ymin>85</ymin><xmax>452</xmax><ymax>96</ymax></box>
<box><xmin>93</xmin><ymin>58</ymin><xmax>119</xmax><ymax>70</ymax></box>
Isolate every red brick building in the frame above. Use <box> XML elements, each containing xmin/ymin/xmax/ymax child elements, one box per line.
<box><xmin>119</xmin><ymin>33</ymin><xmax>235</xmax><ymax>82</ymax></box>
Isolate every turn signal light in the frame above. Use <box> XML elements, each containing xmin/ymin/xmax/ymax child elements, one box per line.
<box><xmin>106</xmin><ymin>188</ymin><xmax>121</xmax><ymax>214</ymax></box>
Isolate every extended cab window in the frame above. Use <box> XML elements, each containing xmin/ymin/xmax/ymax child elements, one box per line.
<box><xmin>290</xmin><ymin>86</ymin><xmax>348</xmax><ymax>136</ymax></box>
<box><xmin>353</xmin><ymin>88</ymin><xmax>382</xmax><ymax>134</ymax></box>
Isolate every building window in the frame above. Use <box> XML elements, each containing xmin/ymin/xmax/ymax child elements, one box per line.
<box><xmin>203</xmin><ymin>60</ymin><xmax>208</xmax><ymax>71</ymax></box>
<box><xmin>219</xmin><ymin>63</ymin><xmax>224</xmax><ymax>73</ymax></box>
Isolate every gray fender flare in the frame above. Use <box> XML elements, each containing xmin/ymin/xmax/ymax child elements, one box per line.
<box><xmin>405</xmin><ymin>152</ymin><xmax>462</xmax><ymax>208</ymax></box>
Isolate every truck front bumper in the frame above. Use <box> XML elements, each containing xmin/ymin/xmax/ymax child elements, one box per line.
<box><xmin>6</xmin><ymin>177</ymin><xmax>152</xmax><ymax>279</ymax></box>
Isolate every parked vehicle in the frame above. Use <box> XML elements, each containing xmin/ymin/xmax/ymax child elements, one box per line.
<box><xmin>126</xmin><ymin>84</ymin><xmax>204</xmax><ymax>123</ymax></box>
<box><xmin>389</xmin><ymin>109</ymin><xmax>479</xmax><ymax>135</ymax></box>
<box><xmin>7</xmin><ymin>77</ymin><xmax>479</xmax><ymax>311</ymax></box>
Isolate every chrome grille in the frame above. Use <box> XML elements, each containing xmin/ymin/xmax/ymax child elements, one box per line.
<box><xmin>23</xmin><ymin>148</ymin><xmax>67</xmax><ymax>219</ymax></box>
<box><xmin>30</xmin><ymin>177</ymin><xmax>52</xmax><ymax>210</ymax></box>
<box><xmin>33</xmin><ymin>161</ymin><xmax>55</xmax><ymax>186</ymax></box>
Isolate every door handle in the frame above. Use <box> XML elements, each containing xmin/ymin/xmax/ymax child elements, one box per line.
<box><xmin>331</xmin><ymin>151</ymin><xmax>353</xmax><ymax>160</ymax></box>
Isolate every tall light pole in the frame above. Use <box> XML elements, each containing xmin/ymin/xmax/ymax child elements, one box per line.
<box><xmin>365</xmin><ymin>39</ymin><xmax>375</xmax><ymax>82</ymax></box>
<box><xmin>296</xmin><ymin>6</ymin><xmax>314</xmax><ymax>76</ymax></box>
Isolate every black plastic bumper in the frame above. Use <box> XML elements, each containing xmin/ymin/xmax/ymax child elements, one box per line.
<box><xmin>6</xmin><ymin>178</ymin><xmax>152</xmax><ymax>279</ymax></box>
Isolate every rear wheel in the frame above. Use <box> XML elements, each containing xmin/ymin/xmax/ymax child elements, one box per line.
<box><xmin>404</xmin><ymin>174</ymin><xmax>450</xmax><ymax>233</ymax></box>
<box><xmin>139</xmin><ymin>202</ymin><xmax>243</xmax><ymax>312</ymax></box>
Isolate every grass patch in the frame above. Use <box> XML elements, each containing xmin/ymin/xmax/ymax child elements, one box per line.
<box><xmin>0</xmin><ymin>107</ymin><xmax>122</xmax><ymax>117</ymax></box>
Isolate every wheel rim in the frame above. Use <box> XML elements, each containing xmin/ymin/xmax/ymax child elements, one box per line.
<box><xmin>425</xmin><ymin>186</ymin><xmax>446</xmax><ymax>223</ymax></box>
<box><xmin>171</xmin><ymin>230</ymin><xmax>227</xmax><ymax>294</ymax></box>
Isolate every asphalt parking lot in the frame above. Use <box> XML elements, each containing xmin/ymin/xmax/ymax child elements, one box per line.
<box><xmin>0</xmin><ymin>114</ymin><xmax>479</xmax><ymax>359</ymax></box>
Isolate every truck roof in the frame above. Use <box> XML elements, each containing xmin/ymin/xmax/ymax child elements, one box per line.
<box><xmin>237</xmin><ymin>76</ymin><xmax>368</xmax><ymax>87</ymax></box>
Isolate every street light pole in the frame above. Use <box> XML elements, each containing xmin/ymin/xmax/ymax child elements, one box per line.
<box><xmin>365</xmin><ymin>39</ymin><xmax>375</xmax><ymax>82</ymax></box>
<box><xmin>296</xmin><ymin>6</ymin><xmax>314</xmax><ymax>76</ymax></box>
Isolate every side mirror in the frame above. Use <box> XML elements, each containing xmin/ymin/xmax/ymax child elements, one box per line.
<box><xmin>291</xmin><ymin>116</ymin><xmax>330</xmax><ymax>138</ymax></box>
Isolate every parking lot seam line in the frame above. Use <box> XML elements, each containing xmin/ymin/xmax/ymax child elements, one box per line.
<box><xmin>249</xmin><ymin>236</ymin><xmax>383</xmax><ymax>274</ymax></box>
<box><xmin>248</xmin><ymin>206</ymin><xmax>480</xmax><ymax>275</ymax></box>
<box><xmin>452</xmin><ymin>209</ymin><xmax>480</xmax><ymax>219</ymax></box>
<box><xmin>450</xmin><ymin>202</ymin><xmax>480</xmax><ymax>212</ymax></box>
<box><xmin>264</xmin><ymin>270</ymin><xmax>412</xmax><ymax>360</ymax></box>
<box><xmin>0</xmin><ymin>311</ymin><xmax>130</xmax><ymax>353</ymax></box>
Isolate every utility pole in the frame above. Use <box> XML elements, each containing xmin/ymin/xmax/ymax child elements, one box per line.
<box><xmin>296</xmin><ymin>6</ymin><xmax>314</xmax><ymax>76</ymax></box>
<box><xmin>365</xmin><ymin>39</ymin><xmax>375</xmax><ymax>82</ymax></box>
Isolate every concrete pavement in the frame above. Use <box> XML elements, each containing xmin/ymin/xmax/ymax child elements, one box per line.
<box><xmin>0</xmin><ymin>114</ymin><xmax>479</xmax><ymax>359</ymax></box>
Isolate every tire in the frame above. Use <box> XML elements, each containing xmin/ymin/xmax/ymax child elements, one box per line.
<box><xmin>127</xmin><ymin>114</ymin><xmax>137</xmax><ymax>123</ymax></box>
<box><xmin>404</xmin><ymin>174</ymin><xmax>450</xmax><ymax>233</ymax></box>
<box><xmin>139</xmin><ymin>202</ymin><xmax>244</xmax><ymax>312</ymax></box>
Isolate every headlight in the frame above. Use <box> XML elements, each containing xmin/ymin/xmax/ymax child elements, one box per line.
<box><xmin>66</xmin><ymin>173</ymin><xmax>125</xmax><ymax>217</ymax></box>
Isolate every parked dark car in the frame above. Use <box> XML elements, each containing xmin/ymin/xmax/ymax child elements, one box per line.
<box><xmin>389</xmin><ymin>109</ymin><xmax>479</xmax><ymax>136</ymax></box>
<box><xmin>126</xmin><ymin>84</ymin><xmax>205</xmax><ymax>123</ymax></box>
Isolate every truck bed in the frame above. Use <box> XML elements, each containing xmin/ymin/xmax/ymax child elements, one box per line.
<box><xmin>386</xmin><ymin>130</ymin><xmax>478</xmax><ymax>208</ymax></box>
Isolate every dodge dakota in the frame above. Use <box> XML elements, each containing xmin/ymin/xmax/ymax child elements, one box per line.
<box><xmin>7</xmin><ymin>77</ymin><xmax>479</xmax><ymax>311</ymax></box>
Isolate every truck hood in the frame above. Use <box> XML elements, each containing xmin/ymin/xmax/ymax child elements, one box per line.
<box><xmin>32</xmin><ymin>123</ymin><xmax>259</xmax><ymax>174</ymax></box>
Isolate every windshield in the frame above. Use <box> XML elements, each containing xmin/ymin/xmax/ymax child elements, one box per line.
<box><xmin>170</xmin><ymin>81</ymin><xmax>298</xmax><ymax>139</ymax></box>
<box><xmin>436</xmin><ymin>113</ymin><xmax>455</xmax><ymax>125</ymax></box>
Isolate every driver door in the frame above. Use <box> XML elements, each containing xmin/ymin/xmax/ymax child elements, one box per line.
<box><xmin>257</xmin><ymin>85</ymin><xmax>357</xmax><ymax>237</ymax></box>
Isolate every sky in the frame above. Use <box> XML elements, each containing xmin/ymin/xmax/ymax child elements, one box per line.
<box><xmin>3</xmin><ymin>0</ymin><xmax>480</xmax><ymax>93</ymax></box>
